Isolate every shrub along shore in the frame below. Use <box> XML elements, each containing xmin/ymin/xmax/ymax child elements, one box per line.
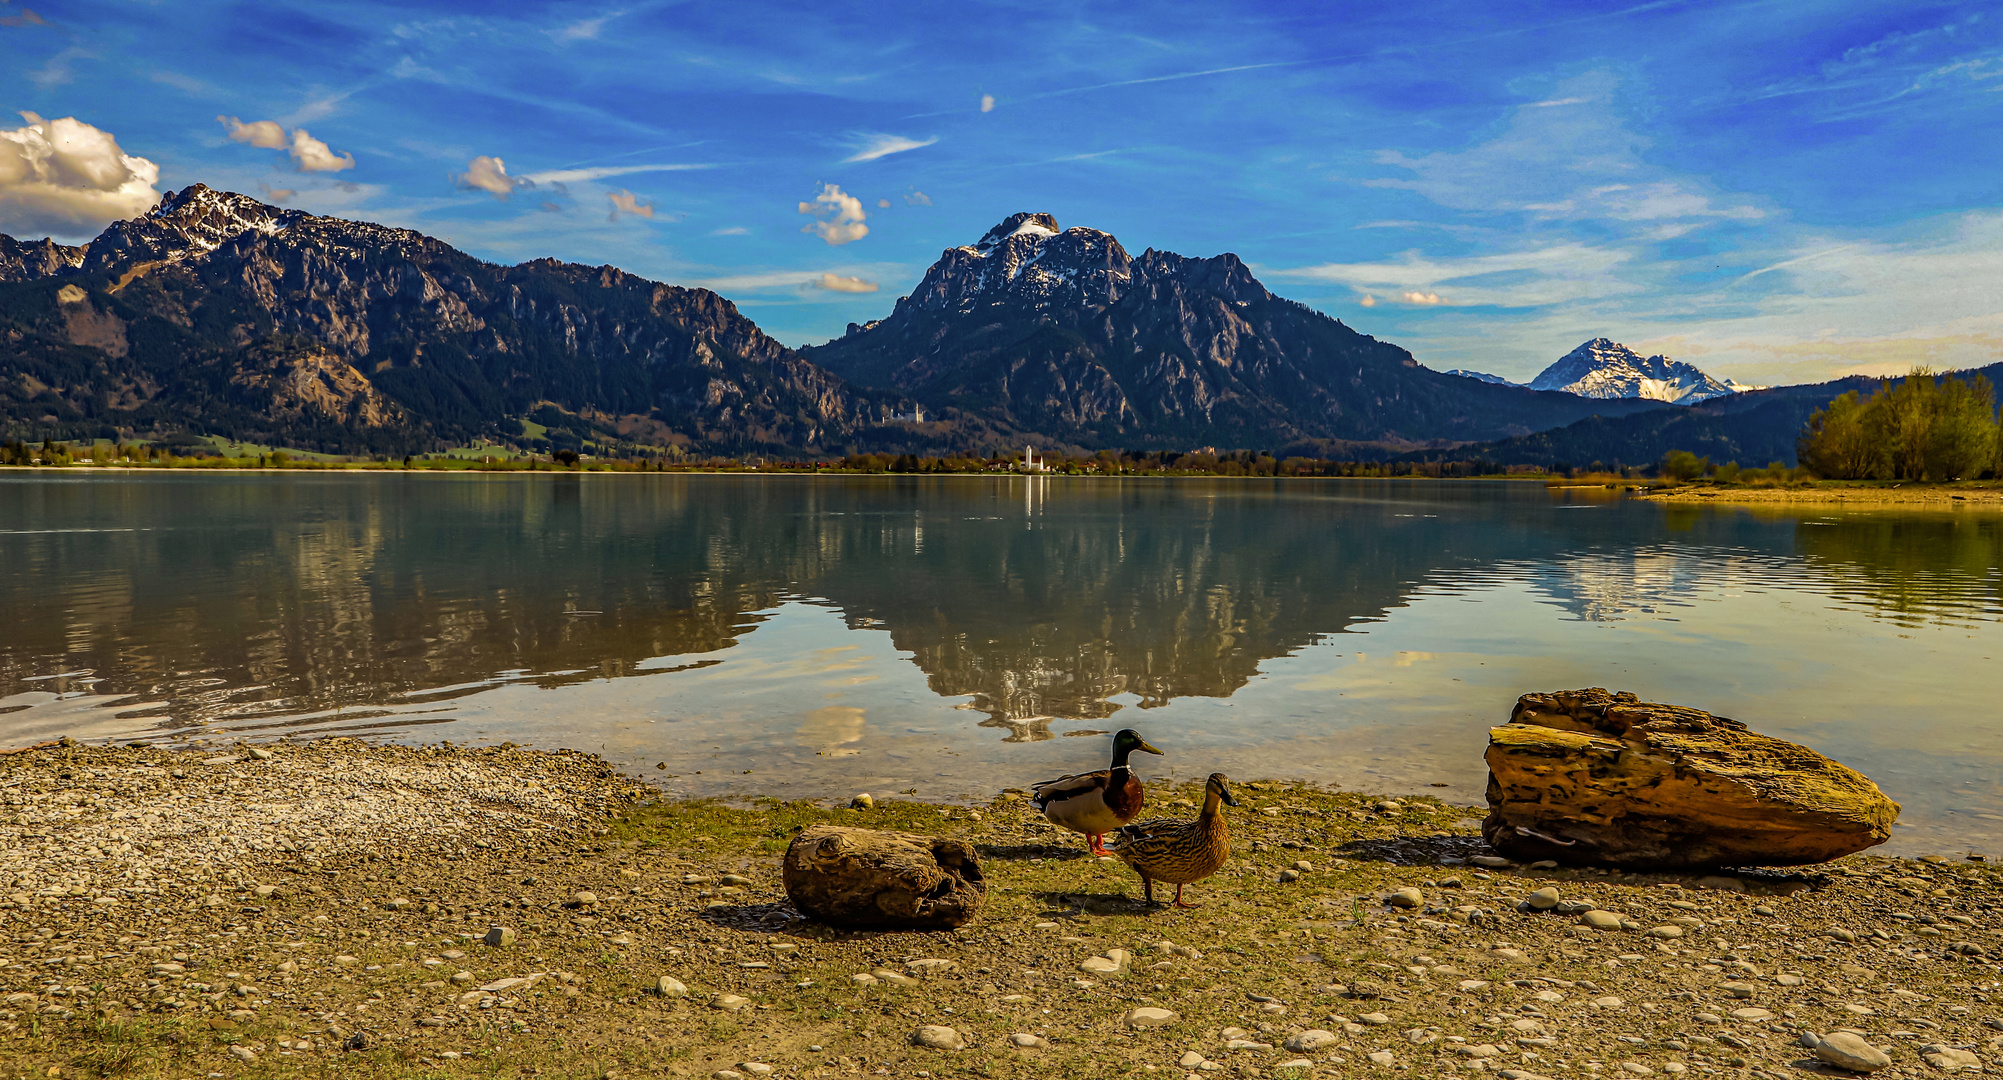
<box><xmin>2</xmin><ymin>739</ymin><xmax>1997</xmax><ymax>1080</ymax></box>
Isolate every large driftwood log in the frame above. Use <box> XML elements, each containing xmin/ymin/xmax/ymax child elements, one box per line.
<box><xmin>1484</xmin><ymin>688</ymin><xmax>1900</xmax><ymax>868</ymax></box>
<box><xmin>783</xmin><ymin>825</ymin><xmax>986</xmax><ymax>930</ymax></box>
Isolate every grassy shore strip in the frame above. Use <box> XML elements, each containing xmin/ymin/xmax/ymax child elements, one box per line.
<box><xmin>1640</xmin><ymin>482</ymin><xmax>2003</xmax><ymax>505</ymax></box>
<box><xmin>2</xmin><ymin>741</ymin><xmax>1997</xmax><ymax>1080</ymax></box>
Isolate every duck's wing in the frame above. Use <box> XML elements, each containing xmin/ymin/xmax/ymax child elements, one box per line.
<box><xmin>1030</xmin><ymin>769</ymin><xmax>1111</xmax><ymax>808</ymax></box>
<box><xmin>1109</xmin><ymin>817</ymin><xmax>1188</xmax><ymax>859</ymax></box>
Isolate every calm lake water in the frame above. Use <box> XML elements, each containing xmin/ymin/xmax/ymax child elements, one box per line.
<box><xmin>2</xmin><ymin>472</ymin><xmax>1999</xmax><ymax>856</ymax></box>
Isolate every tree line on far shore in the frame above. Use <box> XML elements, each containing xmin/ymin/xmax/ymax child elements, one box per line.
<box><xmin>1796</xmin><ymin>368</ymin><xmax>2001</xmax><ymax>481</ymax></box>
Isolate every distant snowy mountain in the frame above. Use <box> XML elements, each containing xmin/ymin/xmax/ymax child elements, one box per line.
<box><xmin>1528</xmin><ymin>338</ymin><xmax>1744</xmax><ymax>404</ymax></box>
<box><xmin>1445</xmin><ymin>369</ymin><xmax>1518</xmax><ymax>386</ymax></box>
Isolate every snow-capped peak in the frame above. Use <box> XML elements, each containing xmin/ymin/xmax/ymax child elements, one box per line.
<box><xmin>1528</xmin><ymin>338</ymin><xmax>1742</xmax><ymax>405</ymax></box>
<box><xmin>975</xmin><ymin>212</ymin><xmax>1062</xmax><ymax>252</ymax></box>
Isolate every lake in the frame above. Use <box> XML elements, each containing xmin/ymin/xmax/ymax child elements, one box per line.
<box><xmin>2</xmin><ymin>471</ymin><xmax>1998</xmax><ymax>856</ymax></box>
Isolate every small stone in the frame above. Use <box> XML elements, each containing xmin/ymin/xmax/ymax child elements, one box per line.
<box><xmin>850</xmin><ymin>973</ymin><xmax>878</xmax><ymax>986</ymax></box>
<box><xmin>248</xmin><ymin>747</ymin><xmax>274</xmax><ymax>760</ymax></box>
<box><xmin>1387</xmin><ymin>888</ymin><xmax>1425</xmax><ymax>909</ymax></box>
<box><xmin>850</xmin><ymin>793</ymin><xmax>874</xmax><ymax>809</ymax></box>
<box><xmin>1621</xmin><ymin>1063</ymin><xmax>1654</xmax><ymax>1075</ymax></box>
<box><xmin>712</xmin><ymin>1072</ymin><xmax>745</xmax><ymax>1080</ymax></box>
<box><xmin>1278</xmin><ymin>870</ymin><xmax>1301</xmax><ymax>883</ymax></box>
<box><xmin>229</xmin><ymin>1045</ymin><xmax>257</xmax><ymax>1062</ymax></box>
<box><xmin>908</xmin><ymin>959</ymin><xmax>958</xmax><ymax>977</ymax></box>
<box><xmin>1814</xmin><ymin>1031</ymin><xmax>1893</xmax><ymax>1073</ymax></box>
<box><xmin>1294</xmin><ymin>860</ymin><xmax>1313</xmax><ymax>871</ymax></box>
<box><xmin>1008</xmin><ymin>1033</ymin><xmax>1047</xmax><ymax>1048</ymax></box>
<box><xmin>1079</xmin><ymin>950</ymin><xmax>1132</xmax><ymax>975</ymax></box>
<box><xmin>566</xmin><ymin>891</ymin><xmax>598</xmax><ymax>908</ymax></box>
<box><xmin>1278</xmin><ymin>1059</ymin><xmax>1315</xmax><ymax>1070</ymax></box>
<box><xmin>1582</xmin><ymin>910</ymin><xmax>1624</xmax><ymax>930</ymax></box>
<box><xmin>1180</xmin><ymin>1051</ymin><xmax>1207</xmax><ymax>1067</ymax></box>
<box><xmin>1369</xmin><ymin>1051</ymin><xmax>1399</xmax><ymax>1066</ymax></box>
<box><xmin>1719</xmin><ymin>981</ymin><xmax>1756</xmax><ymax>999</ymax></box>
<box><xmin>1731</xmin><ymin>1008</ymin><xmax>1773</xmax><ymax>1021</ymax></box>
<box><xmin>1647</xmin><ymin>925</ymin><xmax>1685</xmax><ymax>939</ymax></box>
<box><xmin>1470</xmin><ymin>855</ymin><xmax>1510</xmax><ymax>868</ymax></box>
<box><xmin>719</xmin><ymin>874</ymin><xmax>753</xmax><ymax>887</ymax></box>
<box><xmin>1226</xmin><ymin>1039</ymin><xmax>1275</xmax><ymax>1052</ymax></box>
<box><xmin>1593</xmin><ymin>996</ymin><xmax>1625</xmax><ymax>1009</ymax></box>
<box><xmin>712</xmin><ymin>993</ymin><xmax>752</xmax><ymax>1012</ymax></box>
<box><xmin>1125</xmin><ymin>1007</ymin><xmax>1179</xmax><ymax>1029</ymax></box>
<box><xmin>253</xmin><ymin>884</ymin><xmax>278</xmax><ymax>899</ymax></box>
<box><xmin>483</xmin><ymin>926</ymin><xmax>517</xmax><ymax>947</ymax></box>
<box><xmin>1832</xmin><ymin>928</ymin><xmax>1858</xmax><ymax>942</ymax></box>
<box><xmin>449</xmin><ymin>971</ymin><xmax>473</xmax><ymax>985</ymax></box>
<box><xmin>735</xmin><ymin>1066</ymin><xmax>775</xmax><ymax>1078</ymax></box>
<box><xmin>912</xmin><ymin>1025</ymin><xmax>965</xmax><ymax>1050</ymax></box>
<box><xmin>1360</xmin><ymin>1012</ymin><xmax>1392</xmax><ymax>1025</ymax></box>
<box><xmin>654</xmin><ymin>976</ymin><xmax>688</xmax><ymax>998</ymax></box>
<box><xmin>1526</xmin><ymin>887</ymin><xmax>1561</xmax><ymax>911</ymax></box>
<box><xmin>1920</xmin><ymin>1046</ymin><xmax>1981</xmax><ymax>1072</ymax></box>
<box><xmin>1286</xmin><ymin>1030</ymin><xmax>1340</xmax><ymax>1052</ymax></box>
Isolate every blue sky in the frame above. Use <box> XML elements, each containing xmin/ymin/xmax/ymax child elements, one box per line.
<box><xmin>2</xmin><ymin>0</ymin><xmax>2000</xmax><ymax>386</ymax></box>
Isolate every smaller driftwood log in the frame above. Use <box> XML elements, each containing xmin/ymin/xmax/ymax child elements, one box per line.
<box><xmin>783</xmin><ymin>825</ymin><xmax>986</xmax><ymax>930</ymax></box>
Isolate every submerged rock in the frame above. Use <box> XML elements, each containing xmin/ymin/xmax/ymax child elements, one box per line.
<box><xmin>1483</xmin><ymin>688</ymin><xmax>1899</xmax><ymax>868</ymax></box>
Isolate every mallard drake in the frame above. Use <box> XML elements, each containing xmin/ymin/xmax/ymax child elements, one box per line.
<box><xmin>1110</xmin><ymin>772</ymin><xmax>1238</xmax><ymax>908</ymax></box>
<box><xmin>1030</xmin><ymin>728</ymin><xmax>1164</xmax><ymax>856</ymax></box>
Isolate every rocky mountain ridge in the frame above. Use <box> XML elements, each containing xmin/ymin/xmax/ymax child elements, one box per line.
<box><xmin>0</xmin><ymin>185</ymin><xmax>894</xmax><ymax>454</ymax></box>
<box><xmin>808</xmin><ymin>213</ymin><xmax>1668</xmax><ymax>448</ymax></box>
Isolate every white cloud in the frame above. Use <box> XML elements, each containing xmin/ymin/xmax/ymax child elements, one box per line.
<box><xmin>218</xmin><ymin>116</ymin><xmax>355</xmax><ymax>172</ymax></box>
<box><xmin>1359</xmin><ymin>294</ymin><xmax>1378</xmax><ymax>307</ymax></box>
<box><xmin>876</xmin><ymin>198</ymin><xmax>890</xmax><ymax>208</ymax></box>
<box><xmin>607</xmin><ymin>189</ymin><xmax>654</xmax><ymax>220</ymax></box>
<box><xmin>1399</xmin><ymin>291</ymin><xmax>1446</xmax><ymax>306</ymax></box>
<box><xmin>980</xmin><ymin>94</ymin><xmax>995</xmax><ymax>113</ymax></box>
<box><xmin>454</xmin><ymin>155</ymin><xmax>523</xmax><ymax>198</ymax></box>
<box><xmin>711</xmin><ymin>226</ymin><xmax>749</xmax><ymax>236</ymax></box>
<box><xmin>0</xmin><ymin>113</ymin><xmax>160</xmax><ymax>239</ymax></box>
<box><xmin>289</xmin><ymin>128</ymin><xmax>355</xmax><ymax>172</ymax></box>
<box><xmin>798</xmin><ymin>183</ymin><xmax>867</xmax><ymax>245</ymax></box>
<box><xmin>218</xmin><ymin>116</ymin><xmax>286</xmax><ymax>149</ymax></box>
<box><xmin>816</xmin><ymin>273</ymin><xmax>877</xmax><ymax>293</ymax></box>
<box><xmin>522</xmin><ymin>163</ymin><xmax>710</xmax><ymax>184</ymax></box>
<box><xmin>842</xmin><ymin>133</ymin><xmax>937</xmax><ymax>163</ymax></box>
<box><xmin>903</xmin><ymin>189</ymin><xmax>932</xmax><ymax>207</ymax></box>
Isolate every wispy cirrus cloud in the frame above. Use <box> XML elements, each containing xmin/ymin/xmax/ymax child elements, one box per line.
<box><xmin>550</xmin><ymin>11</ymin><xmax>621</xmax><ymax>44</ymax></box>
<box><xmin>842</xmin><ymin>133</ymin><xmax>937</xmax><ymax>163</ymax></box>
<box><xmin>522</xmin><ymin>163</ymin><xmax>712</xmax><ymax>183</ymax></box>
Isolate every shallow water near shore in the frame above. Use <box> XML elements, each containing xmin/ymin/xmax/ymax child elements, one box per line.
<box><xmin>2</xmin><ymin>471</ymin><xmax>1999</xmax><ymax>856</ymax></box>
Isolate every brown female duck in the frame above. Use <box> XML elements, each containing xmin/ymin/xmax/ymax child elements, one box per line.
<box><xmin>1030</xmin><ymin>729</ymin><xmax>1164</xmax><ymax>856</ymax></box>
<box><xmin>1110</xmin><ymin>772</ymin><xmax>1238</xmax><ymax>908</ymax></box>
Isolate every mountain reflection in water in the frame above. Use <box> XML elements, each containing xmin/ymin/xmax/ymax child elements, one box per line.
<box><xmin>1</xmin><ymin>473</ymin><xmax>1998</xmax><ymax>854</ymax></box>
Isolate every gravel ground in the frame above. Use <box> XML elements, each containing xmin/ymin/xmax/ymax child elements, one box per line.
<box><xmin>1</xmin><ymin>741</ymin><xmax>1997</xmax><ymax>1080</ymax></box>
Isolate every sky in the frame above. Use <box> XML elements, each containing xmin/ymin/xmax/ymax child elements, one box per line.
<box><xmin>2</xmin><ymin>0</ymin><xmax>2000</xmax><ymax>387</ymax></box>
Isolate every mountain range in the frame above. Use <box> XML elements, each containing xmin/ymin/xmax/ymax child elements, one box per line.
<box><xmin>0</xmin><ymin>185</ymin><xmax>892</xmax><ymax>456</ymax></box>
<box><xmin>1448</xmin><ymin>338</ymin><xmax>1755</xmax><ymax>405</ymax></box>
<box><xmin>0</xmin><ymin>193</ymin><xmax>1673</xmax><ymax>456</ymax></box>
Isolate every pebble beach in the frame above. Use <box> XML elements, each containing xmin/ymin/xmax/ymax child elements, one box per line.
<box><xmin>2</xmin><ymin>740</ymin><xmax>1998</xmax><ymax>1080</ymax></box>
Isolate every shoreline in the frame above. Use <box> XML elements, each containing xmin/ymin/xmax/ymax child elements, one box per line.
<box><xmin>2</xmin><ymin>740</ymin><xmax>1994</xmax><ymax>1079</ymax></box>
<box><xmin>1640</xmin><ymin>486</ymin><xmax>2003</xmax><ymax>506</ymax></box>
